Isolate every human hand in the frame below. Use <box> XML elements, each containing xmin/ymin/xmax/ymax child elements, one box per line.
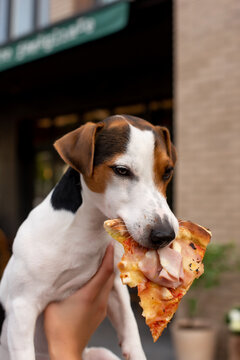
<box><xmin>44</xmin><ymin>244</ymin><xmax>115</xmax><ymax>360</ymax></box>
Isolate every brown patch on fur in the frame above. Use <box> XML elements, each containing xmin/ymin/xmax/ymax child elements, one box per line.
<box><xmin>155</xmin><ymin>126</ymin><xmax>177</xmax><ymax>165</ymax></box>
<box><xmin>105</xmin><ymin>115</ymin><xmax>129</xmax><ymax>129</ymax></box>
<box><xmin>54</xmin><ymin>122</ymin><xmax>104</xmax><ymax>177</ymax></box>
<box><xmin>152</xmin><ymin>124</ymin><xmax>176</xmax><ymax>195</ymax></box>
<box><xmin>121</xmin><ymin>114</ymin><xmax>155</xmax><ymax>131</ymax></box>
<box><xmin>84</xmin><ymin>154</ymin><xmax>121</xmax><ymax>193</ymax></box>
<box><xmin>153</xmin><ymin>140</ymin><xmax>174</xmax><ymax>196</ymax></box>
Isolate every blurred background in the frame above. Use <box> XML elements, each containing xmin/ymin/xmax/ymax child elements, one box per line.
<box><xmin>0</xmin><ymin>0</ymin><xmax>239</xmax><ymax>359</ymax></box>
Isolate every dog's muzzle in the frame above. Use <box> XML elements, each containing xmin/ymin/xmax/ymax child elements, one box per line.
<box><xmin>150</xmin><ymin>227</ymin><xmax>175</xmax><ymax>248</ymax></box>
<box><xmin>149</xmin><ymin>214</ymin><xmax>176</xmax><ymax>248</ymax></box>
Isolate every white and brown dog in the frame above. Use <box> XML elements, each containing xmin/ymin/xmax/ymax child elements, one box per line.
<box><xmin>0</xmin><ymin>115</ymin><xmax>179</xmax><ymax>360</ymax></box>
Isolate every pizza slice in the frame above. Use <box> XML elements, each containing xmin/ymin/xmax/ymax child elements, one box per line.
<box><xmin>104</xmin><ymin>219</ymin><xmax>211</xmax><ymax>342</ymax></box>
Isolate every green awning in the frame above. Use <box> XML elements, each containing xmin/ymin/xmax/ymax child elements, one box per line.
<box><xmin>0</xmin><ymin>1</ymin><xmax>129</xmax><ymax>72</ymax></box>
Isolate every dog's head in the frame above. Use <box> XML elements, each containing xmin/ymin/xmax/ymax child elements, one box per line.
<box><xmin>54</xmin><ymin>115</ymin><xmax>179</xmax><ymax>249</ymax></box>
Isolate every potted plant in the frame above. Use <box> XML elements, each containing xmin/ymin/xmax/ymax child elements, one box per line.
<box><xmin>171</xmin><ymin>242</ymin><xmax>239</xmax><ymax>360</ymax></box>
<box><xmin>226</xmin><ymin>307</ymin><xmax>240</xmax><ymax>360</ymax></box>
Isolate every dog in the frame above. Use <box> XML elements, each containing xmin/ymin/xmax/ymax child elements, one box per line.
<box><xmin>0</xmin><ymin>115</ymin><xmax>179</xmax><ymax>360</ymax></box>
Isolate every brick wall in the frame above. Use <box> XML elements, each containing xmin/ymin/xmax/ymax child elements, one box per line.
<box><xmin>174</xmin><ymin>1</ymin><xmax>240</xmax><ymax>358</ymax></box>
<box><xmin>50</xmin><ymin>0</ymin><xmax>95</xmax><ymax>23</ymax></box>
<box><xmin>50</xmin><ymin>0</ymin><xmax>75</xmax><ymax>23</ymax></box>
<box><xmin>174</xmin><ymin>0</ymin><xmax>240</xmax><ymax>245</ymax></box>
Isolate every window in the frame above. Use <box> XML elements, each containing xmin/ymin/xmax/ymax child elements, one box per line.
<box><xmin>0</xmin><ymin>0</ymin><xmax>9</xmax><ymax>45</ymax></box>
<box><xmin>11</xmin><ymin>0</ymin><xmax>34</xmax><ymax>39</ymax></box>
<box><xmin>37</xmin><ymin>0</ymin><xmax>49</xmax><ymax>29</ymax></box>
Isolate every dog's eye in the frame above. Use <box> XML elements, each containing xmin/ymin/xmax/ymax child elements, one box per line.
<box><xmin>111</xmin><ymin>166</ymin><xmax>132</xmax><ymax>177</ymax></box>
<box><xmin>163</xmin><ymin>166</ymin><xmax>174</xmax><ymax>181</ymax></box>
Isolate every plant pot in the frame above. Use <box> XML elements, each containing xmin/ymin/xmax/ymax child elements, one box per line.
<box><xmin>228</xmin><ymin>334</ymin><xmax>240</xmax><ymax>360</ymax></box>
<box><xmin>171</xmin><ymin>318</ymin><xmax>217</xmax><ymax>360</ymax></box>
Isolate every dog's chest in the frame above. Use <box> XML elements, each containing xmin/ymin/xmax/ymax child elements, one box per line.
<box><xmin>48</xmin><ymin>226</ymin><xmax>110</xmax><ymax>300</ymax></box>
<box><xmin>55</xmin><ymin>246</ymin><xmax>104</xmax><ymax>286</ymax></box>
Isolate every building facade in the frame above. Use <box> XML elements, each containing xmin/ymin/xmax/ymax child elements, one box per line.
<box><xmin>174</xmin><ymin>1</ymin><xmax>240</xmax><ymax>358</ymax></box>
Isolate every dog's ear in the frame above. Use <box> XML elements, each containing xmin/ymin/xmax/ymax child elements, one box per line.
<box><xmin>155</xmin><ymin>126</ymin><xmax>177</xmax><ymax>165</ymax></box>
<box><xmin>54</xmin><ymin>122</ymin><xmax>104</xmax><ymax>177</ymax></box>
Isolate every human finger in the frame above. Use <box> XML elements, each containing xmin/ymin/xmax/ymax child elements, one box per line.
<box><xmin>84</xmin><ymin>243</ymin><xmax>114</xmax><ymax>293</ymax></box>
<box><xmin>97</xmin><ymin>272</ymin><xmax>115</xmax><ymax>304</ymax></box>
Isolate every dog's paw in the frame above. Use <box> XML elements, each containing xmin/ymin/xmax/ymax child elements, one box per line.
<box><xmin>122</xmin><ymin>351</ymin><xmax>147</xmax><ymax>360</ymax></box>
<box><xmin>83</xmin><ymin>347</ymin><xmax>121</xmax><ymax>360</ymax></box>
<box><xmin>121</xmin><ymin>342</ymin><xmax>147</xmax><ymax>360</ymax></box>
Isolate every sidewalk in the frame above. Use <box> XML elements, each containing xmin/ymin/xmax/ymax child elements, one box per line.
<box><xmin>89</xmin><ymin>303</ymin><xmax>176</xmax><ymax>360</ymax></box>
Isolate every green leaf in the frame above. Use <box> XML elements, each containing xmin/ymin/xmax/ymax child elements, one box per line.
<box><xmin>188</xmin><ymin>298</ymin><xmax>198</xmax><ymax>318</ymax></box>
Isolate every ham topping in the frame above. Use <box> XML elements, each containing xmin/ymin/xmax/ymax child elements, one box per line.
<box><xmin>158</xmin><ymin>268</ymin><xmax>182</xmax><ymax>289</ymax></box>
<box><xmin>139</xmin><ymin>250</ymin><xmax>162</xmax><ymax>284</ymax></box>
<box><xmin>158</xmin><ymin>246</ymin><xmax>183</xmax><ymax>280</ymax></box>
<box><xmin>139</xmin><ymin>243</ymin><xmax>185</xmax><ymax>289</ymax></box>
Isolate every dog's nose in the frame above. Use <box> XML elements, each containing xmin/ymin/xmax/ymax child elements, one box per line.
<box><xmin>150</xmin><ymin>226</ymin><xmax>176</xmax><ymax>248</ymax></box>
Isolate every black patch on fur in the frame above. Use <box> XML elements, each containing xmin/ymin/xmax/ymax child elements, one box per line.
<box><xmin>94</xmin><ymin>122</ymin><xmax>130</xmax><ymax>167</ymax></box>
<box><xmin>93</xmin><ymin>115</ymin><xmax>161</xmax><ymax>167</ymax></box>
<box><xmin>0</xmin><ymin>302</ymin><xmax>5</xmax><ymax>333</ymax></box>
<box><xmin>51</xmin><ymin>167</ymin><xmax>82</xmax><ymax>213</ymax></box>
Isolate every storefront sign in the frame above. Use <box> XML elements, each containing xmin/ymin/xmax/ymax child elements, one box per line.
<box><xmin>0</xmin><ymin>2</ymin><xmax>129</xmax><ymax>72</ymax></box>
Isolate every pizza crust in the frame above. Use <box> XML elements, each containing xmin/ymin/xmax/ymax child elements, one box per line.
<box><xmin>178</xmin><ymin>220</ymin><xmax>211</xmax><ymax>248</ymax></box>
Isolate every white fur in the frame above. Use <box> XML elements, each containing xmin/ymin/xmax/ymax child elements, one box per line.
<box><xmin>0</xmin><ymin>122</ymin><xmax>178</xmax><ymax>360</ymax></box>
